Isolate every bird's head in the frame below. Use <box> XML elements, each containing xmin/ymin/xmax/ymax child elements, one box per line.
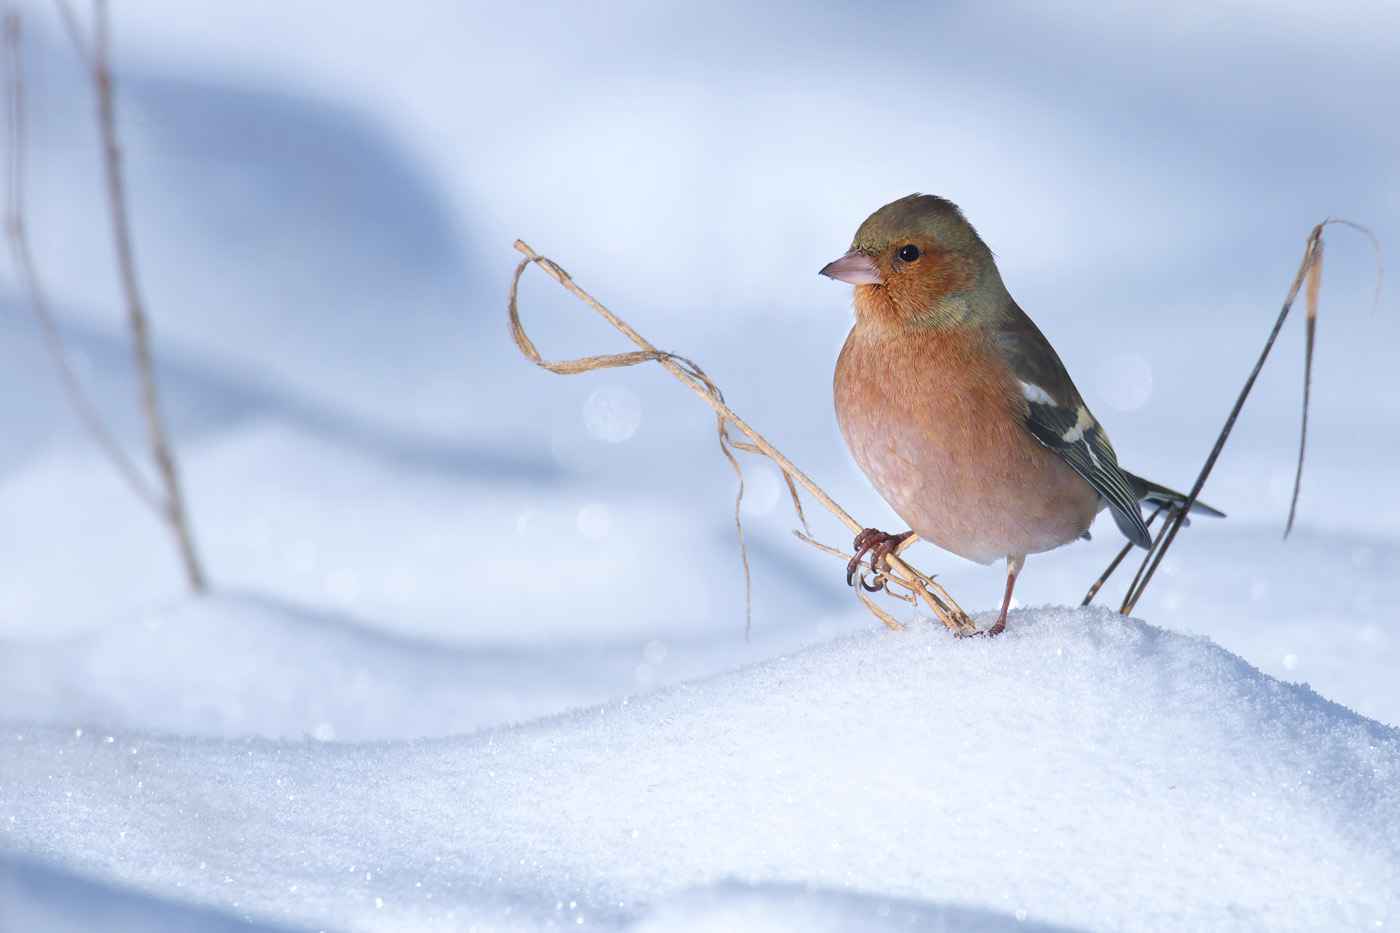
<box><xmin>820</xmin><ymin>194</ymin><xmax>1001</xmax><ymax>328</ymax></box>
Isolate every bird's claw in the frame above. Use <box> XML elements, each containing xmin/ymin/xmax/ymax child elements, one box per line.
<box><xmin>846</xmin><ymin>528</ymin><xmax>883</xmax><ymax>585</ymax></box>
<box><xmin>859</xmin><ymin>574</ymin><xmax>886</xmax><ymax>593</ymax></box>
<box><xmin>846</xmin><ymin>528</ymin><xmax>914</xmax><ymax>590</ymax></box>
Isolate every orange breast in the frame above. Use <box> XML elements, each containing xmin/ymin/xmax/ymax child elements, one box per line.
<box><xmin>834</xmin><ymin>322</ymin><xmax>1098</xmax><ymax>564</ymax></box>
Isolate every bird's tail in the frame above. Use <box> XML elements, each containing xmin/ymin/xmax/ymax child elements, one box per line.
<box><xmin>1123</xmin><ymin>472</ymin><xmax>1225</xmax><ymax>519</ymax></box>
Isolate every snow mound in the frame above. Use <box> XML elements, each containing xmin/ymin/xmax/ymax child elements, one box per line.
<box><xmin>0</xmin><ymin>593</ymin><xmax>682</xmax><ymax>741</ymax></box>
<box><xmin>0</xmin><ymin>855</ymin><xmax>304</xmax><ymax>933</ymax></box>
<box><xmin>3</xmin><ymin>606</ymin><xmax>1396</xmax><ymax>932</ymax></box>
<box><xmin>632</xmin><ymin>881</ymin><xmax>1080</xmax><ymax>932</ymax></box>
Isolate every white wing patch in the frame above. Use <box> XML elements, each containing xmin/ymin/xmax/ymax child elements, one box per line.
<box><xmin>1019</xmin><ymin>381</ymin><xmax>1055</xmax><ymax>406</ymax></box>
<box><xmin>1017</xmin><ymin>374</ymin><xmax>1149</xmax><ymax>547</ymax></box>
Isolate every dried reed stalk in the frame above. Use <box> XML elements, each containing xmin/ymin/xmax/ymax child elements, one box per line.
<box><xmin>509</xmin><ymin>241</ymin><xmax>976</xmax><ymax>636</ymax></box>
<box><xmin>1084</xmin><ymin>220</ymin><xmax>1380</xmax><ymax>615</ymax></box>
<box><xmin>4</xmin><ymin>11</ymin><xmax>159</xmax><ymax>509</ymax></box>
<box><xmin>88</xmin><ymin>0</ymin><xmax>204</xmax><ymax>591</ymax></box>
<box><xmin>5</xmin><ymin>2</ymin><xmax>205</xmax><ymax>592</ymax></box>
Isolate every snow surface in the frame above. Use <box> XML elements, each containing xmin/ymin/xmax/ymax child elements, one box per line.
<box><xmin>2</xmin><ymin>0</ymin><xmax>1399</xmax><ymax>929</ymax></box>
<box><xmin>5</xmin><ymin>610</ymin><xmax>1399</xmax><ymax>932</ymax></box>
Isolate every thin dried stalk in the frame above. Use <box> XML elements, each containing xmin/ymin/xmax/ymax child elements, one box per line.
<box><xmin>1118</xmin><ymin>507</ymin><xmax>1181</xmax><ymax>609</ymax></box>
<box><xmin>1116</xmin><ymin>219</ymin><xmax>1379</xmax><ymax>616</ymax></box>
<box><xmin>1080</xmin><ymin>503</ymin><xmax>1167</xmax><ymax>607</ymax></box>
<box><xmin>5</xmin><ymin>3</ymin><xmax>205</xmax><ymax>592</ymax></box>
<box><xmin>855</xmin><ymin>585</ymin><xmax>908</xmax><ymax>632</ymax></box>
<box><xmin>3</xmin><ymin>10</ymin><xmax>161</xmax><ymax>511</ymax></box>
<box><xmin>1285</xmin><ymin>240</ymin><xmax>1323</xmax><ymax>536</ymax></box>
<box><xmin>509</xmin><ymin>241</ymin><xmax>976</xmax><ymax>636</ymax></box>
<box><xmin>88</xmin><ymin>0</ymin><xmax>205</xmax><ymax>591</ymax></box>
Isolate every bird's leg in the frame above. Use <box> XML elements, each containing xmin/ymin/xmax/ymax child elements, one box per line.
<box><xmin>987</xmin><ymin>554</ymin><xmax>1025</xmax><ymax>637</ymax></box>
<box><xmin>846</xmin><ymin>529</ymin><xmax>914</xmax><ymax>591</ymax></box>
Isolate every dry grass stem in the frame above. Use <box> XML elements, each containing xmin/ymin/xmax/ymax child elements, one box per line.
<box><xmin>1080</xmin><ymin>503</ymin><xmax>1167</xmax><ymax>607</ymax></box>
<box><xmin>1108</xmin><ymin>219</ymin><xmax>1380</xmax><ymax>616</ymax></box>
<box><xmin>88</xmin><ymin>0</ymin><xmax>205</xmax><ymax>591</ymax></box>
<box><xmin>1285</xmin><ymin>239</ymin><xmax>1324</xmax><ymax>537</ymax></box>
<box><xmin>3</xmin><ymin>10</ymin><xmax>161</xmax><ymax>510</ymax></box>
<box><xmin>5</xmin><ymin>3</ymin><xmax>205</xmax><ymax>592</ymax></box>
<box><xmin>509</xmin><ymin>241</ymin><xmax>976</xmax><ymax>636</ymax></box>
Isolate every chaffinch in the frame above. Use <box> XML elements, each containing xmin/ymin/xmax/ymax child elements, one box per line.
<box><xmin>822</xmin><ymin>194</ymin><xmax>1220</xmax><ymax>635</ymax></box>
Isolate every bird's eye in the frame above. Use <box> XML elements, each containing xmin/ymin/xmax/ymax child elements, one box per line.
<box><xmin>898</xmin><ymin>244</ymin><xmax>920</xmax><ymax>262</ymax></box>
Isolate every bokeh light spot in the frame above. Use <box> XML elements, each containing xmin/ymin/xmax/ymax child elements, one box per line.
<box><xmin>582</xmin><ymin>385</ymin><xmax>641</xmax><ymax>443</ymax></box>
<box><xmin>1096</xmin><ymin>353</ymin><xmax>1153</xmax><ymax>412</ymax></box>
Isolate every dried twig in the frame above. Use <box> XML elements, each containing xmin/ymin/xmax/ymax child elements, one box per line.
<box><xmin>5</xmin><ymin>3</ymin><xmax>205</xmax><ymax>592</ymax></box>
<box><xmin>1080</xmin><ymin>503</ymin><xmax>1167</xmax><ymax>607</ymax></box>
<box><xmin>508</xmin><ymin>241</ymin><xmax>976</xmax><ymax>636</ymax></box>
<box><xmin>87</xmin><ymin>0</ymin><xmax>204</xmax><ymax>591</ymax></box>
<box><xmin>3</xmin><ymin>10</ymin><xmax>161</xmax><ymax>510</ymax></box>
<box><xmin>1111</xmin><ymin>220</ymin><xmax>1380</xmax><ymax>616</ymax></box>
<box><xmin>1284</xmin><ymin>239</ymin><xmax>1323</xmax><ymax>537</ymax></box>
<box><xmin>1284</xmin><ymin>221</ymin><xmax>1382</xmax><ymax>536</ymax></box>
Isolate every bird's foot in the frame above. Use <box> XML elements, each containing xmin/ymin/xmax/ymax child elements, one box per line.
<box><xmin>846</xmin><ymin>529</ymin><xmax>914</xmax><ymax>591</ymax></box>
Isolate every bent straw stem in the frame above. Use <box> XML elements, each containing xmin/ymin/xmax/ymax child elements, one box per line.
<box><xmin>509</xmin><ymin>240</ymin><xmax>972</xmax><ymax>633</ymax></box>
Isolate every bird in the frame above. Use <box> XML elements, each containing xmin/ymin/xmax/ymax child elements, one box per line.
<box><xmin>821</xmin><ymin>193</ymin><xmax>1220</xmax><ymax>635</ymax></box>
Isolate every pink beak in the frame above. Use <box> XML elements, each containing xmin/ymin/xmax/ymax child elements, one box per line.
<box><xmin>820</xmin><ymin>250</ymin><xmax>883</xmax><ymax>286</ymax></box>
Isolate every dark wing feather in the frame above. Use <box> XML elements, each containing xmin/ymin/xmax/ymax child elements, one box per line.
<box><xmin>993</xmin><ymin>310</ymin><xmax>1152</xmax><ymax>549</ymax></box>
<box><xmin>1124</xmin><ymin>472</ymin><xmax>1226</xmax><ymax>520</ymax></box>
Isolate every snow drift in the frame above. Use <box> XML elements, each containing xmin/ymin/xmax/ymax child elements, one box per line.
<box><xmin>3</xmin><ymin>607</ymin><xmax>1395</xmax><ymax>932</ymax></box>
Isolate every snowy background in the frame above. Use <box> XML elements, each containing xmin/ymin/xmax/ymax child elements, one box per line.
<box><xmin>1</xmin><ymin>1</ymin><xmax>1398</xmax><ymax>930</ymax></box>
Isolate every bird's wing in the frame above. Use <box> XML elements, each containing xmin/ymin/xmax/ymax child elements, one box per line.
<box><xmin>992</xmin><ymin>311</ymin><xmax>1152</xmax><ymax>549</ymax></box>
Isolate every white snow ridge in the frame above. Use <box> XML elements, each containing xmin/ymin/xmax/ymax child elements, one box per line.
<box><xmin>3</xmin><ymin>607</ymin><xmax>1396</xmax><ymax>932</ymax></box>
